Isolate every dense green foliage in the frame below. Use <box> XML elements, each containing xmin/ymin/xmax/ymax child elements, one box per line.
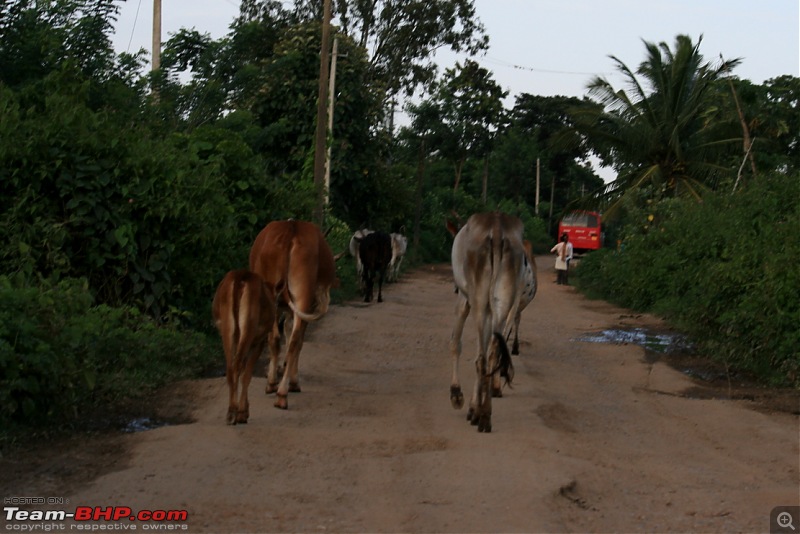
<box><xmin>575</xmin><ymin>173</ymin><xmax>800</xmax><ymax>386</ymax></box>
<box><xmin>0</xmin><ymin>275</ymin><xmax>217</xmax><ymax>434</ymax></box>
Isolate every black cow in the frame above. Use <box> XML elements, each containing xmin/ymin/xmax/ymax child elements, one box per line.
<box><xmin>358</xmin><ymin>231</ymin><xmax>392</xmax><ymax>303</ymax></box>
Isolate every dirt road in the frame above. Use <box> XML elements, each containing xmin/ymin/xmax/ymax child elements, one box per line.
<box><xmin>4</xmin><ymin>259</ymin><xmax>799</xmax><ymax>533</ymax></box>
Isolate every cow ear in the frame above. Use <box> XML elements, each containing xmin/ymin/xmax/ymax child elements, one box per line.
<box><xmin>445</xmin><ymin>220</ymin><xmax>459</xmax><ymax>236</ymax></box>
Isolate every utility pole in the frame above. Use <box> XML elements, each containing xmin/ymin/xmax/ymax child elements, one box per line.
<box><xmin>535</xmin><ymin>158</ymin><xmax>540</xmax><ymax>215</ymax></box>
<box><xmin>312</xmin><ymin>0</ymin><xmax>333</xmax><ymax>226</ymax></box>
<box><xmin>548</xmin><ymin>174</ymin><xmax>555</xmax><ymax>233</ymax></box>
<box><xmin>324</xmin><ymin>37</ymin><xmax>339</xmax><ymax>208</ymax></box>
<box><xmin>152</xmin><ymin>0</ymin><xmax>161</xmax><ymax>72</ymax></box>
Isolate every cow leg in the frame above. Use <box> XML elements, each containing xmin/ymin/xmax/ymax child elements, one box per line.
<box><xmin>469</xmin><ymin>313</ymin><xmax>493</xmax><ymax>431</ymax></box>
<box><xmin>478</xmin><ymin>369</ymin><xmax>492</xmax><ymax>433</ymax></box>
<box><xmin>226</xmin><ymin>360</ymin><xmax>238</xmax><ymax>425</ymax></box>
<box><xmin>449</xmin><ymin>296</ymin><xmax>470</xmax><ymax>410</ymax></box>
<box><xmin>363</xmin><ymin>269</ymin><xmax>373</xmax><ymax>302</ymax></box>
<box><xmin>265</xmin><ymin>320</ymin><xmax>282</xmax><ymax>394</ymax></box>
<box><xmin>376</xmin><ymin>268</ymin><xmax>386</xmax><ymax>302</ymax></box>
<box><xmin>274</xmin><ymin>317</ymin><xmax>308</xmax><ymax>409</ymax></box>
<box><xmin>236</xmin><ymin>339</ymin><xmax>263</xmax><ymax>424</ymax></box>
<box><xmin>470</xmin><ymin>350</ymin><xmax>492</xmax><ymax>431</ymax></box>
<box><xmin>511</xmin><ymin>310</ymin><xmax>521</xmax><ymax>356</ymax></box>
<box><xmin>490</xmin><ymin>334</ymin><xmax>505</xmax><ymax>398</ymax></box>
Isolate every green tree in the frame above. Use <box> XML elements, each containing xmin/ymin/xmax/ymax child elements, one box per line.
<box><xmin>573</xmin><ymin>35</ymin><xmax>742</xmax><ymax>212</ymax></box>
<box><xmin>427</xmin><ymin>59</ymin><xmax>507</xmax><ymax>195</ymax></box>
<box><xmin>744</xmin><ymin>75</ymin><xmax>800</xmax><ymax>173</ymax></box>
<box><xmin>329</xmin><ymin>0</ymin><xmax>488</xmax><ymax>101</ymax></box>
<box><xmin>495</xmin><ymin>94</ymin><xmax>604</xmax><ymax>226</ymax></box>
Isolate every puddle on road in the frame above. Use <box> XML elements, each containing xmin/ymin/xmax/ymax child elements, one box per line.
<box><xmin>575</xmin><ymin>328</ymin><xmax>691</xmax><ymax>354</ymax></box>
<box><xmin>123</xmin><ymin>417</ymin><xmax>171</xmax><ymax>433</ymax></box>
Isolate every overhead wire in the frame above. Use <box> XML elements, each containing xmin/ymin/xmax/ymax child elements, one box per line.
<box><xmin>125</xmin><ymin>0</ymin><xmax>144</xmax><ymax>53</ymax></box>
<box><xmin>447</xmin><ymin>50</ymin><xmax>614</xmax><ymax>78</ymax></box>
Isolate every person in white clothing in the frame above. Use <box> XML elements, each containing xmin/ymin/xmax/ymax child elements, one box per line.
<box><xmin>550</xmin><ymin>233</ymin><xmax>573</xmax><ymax>285</ymax></box>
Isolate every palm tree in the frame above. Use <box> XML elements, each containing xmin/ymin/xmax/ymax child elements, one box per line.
<box><xmin>574</xmin><ymin>34</ymin><xmax>742</xmax><ymax>212</ymax></box>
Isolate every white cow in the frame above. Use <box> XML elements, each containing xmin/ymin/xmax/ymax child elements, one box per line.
<box><xmin>388</xmin><ymin>233</ymin><xmax>408</xmax><ymax>282</ymax></box>
<box><xmin>447</xmin><ymin>212</ymin><xmax>530</xmax><ymax>433</ymax></box>
<box><xmin>348</xmin><ymin>229</ymin><xmax>373</xmax><ymax>286</ymax></box>
<box><xmin>510</xmin><ymin>239</ymin><xmax>537</xmax><ymax>355</ymax></box>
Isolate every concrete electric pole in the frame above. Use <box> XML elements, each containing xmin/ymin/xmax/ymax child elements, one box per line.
<box><xmin>152</xmin><ymin>0</ymin><xmax>161</xmax><ymax>72</ymax></box>
<box><xmin>312</xmin><ymin>0</ymin><xmax>333</xmax><ymax>226</ymax></box>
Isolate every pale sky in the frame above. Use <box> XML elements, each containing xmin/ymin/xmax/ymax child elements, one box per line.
<box><xmin>112</xmin><ymin>0</ymin><xmax>799</xmax><ymax>102</ymax></box>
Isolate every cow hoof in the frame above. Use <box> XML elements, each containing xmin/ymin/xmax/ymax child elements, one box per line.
<box><xmin>377</xmin><ymin>296</ymin><xmax>383</xmax><ymax>303</ymax></box>
<box><xmin>492</xmin><ymin>387</ymin><xmax>503</xmax><ymax>398</ymax></box>
<box><xmin>289</xmin><ymin>382</ymin><xmax>301</xmax><ymax>393</ymax></box>
<box><xmin>478</xmin><ymin>417</ymin><xmax>492</xmax><ymax>433</ymax></box>
<box><xmin>511</xmin><ymin>347</ymin><xmax>520</xmax><ymax>356</ymax></box>
<box><xmin>226</xmin><ymin>409</ymin><xmax>237</xmax><ymax>425</ymax></box>
<box><xmin>467</xmin><ymin>408</ymin><xmax>478</xmax><ymax>425</ymax></box>
<box><xmin>274</xmin><ymin>394</ymin><xmax>288</xmax><ymax>410</ymax></box>
<box><xmin>266</xmin><ymin>383</ymin><xmax>278</xmax><ymax>394</ymax></box>
<box><xmin>235</xmin><ymin>411</ymin><xmax>249</xmax><ymax>424</ymax></box>
<box><xmin>450</xmin><ymin>386</ymin><xmax>464</xmax><ymax>409</ymax></box>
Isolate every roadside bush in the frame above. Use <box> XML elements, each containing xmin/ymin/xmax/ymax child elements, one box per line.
<box><xmin>576</xmin><ymin>173</ymin><xmax>800</xmax><ymax>386</ymax></box>
<box><xmin>0</xmin><ymin>276</ymin><xmax>218</xmax><ymax>434</ymax></box>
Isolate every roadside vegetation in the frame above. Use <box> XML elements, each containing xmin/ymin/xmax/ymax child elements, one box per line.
<box><xmin>1</xmin><ymin>0</ymin><xmax>797</xmax><ymax>442</ymax></box>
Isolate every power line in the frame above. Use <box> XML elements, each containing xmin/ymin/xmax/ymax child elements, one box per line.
<box><xmin>450</xmin><ymin>50</ymin><xmax>614</xmax><ymax>77</ymax></box>
<box><xmin>126</xmin><ymin>0</ymin><xmax>144</xmax><ymax>53</ymax></box>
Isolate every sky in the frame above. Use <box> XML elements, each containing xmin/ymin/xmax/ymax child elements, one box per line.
<box><xmin>110</xmin><ymin>0</ymin><xmax>800</xmax><ymax>179</ymax></box>
<box><xmin>111</xmin><ymin>0</ymin><xmax>799</xmax><ymax>101</ymax></box>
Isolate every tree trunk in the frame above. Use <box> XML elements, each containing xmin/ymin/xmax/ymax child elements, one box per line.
<box><xmin>453</xmin><ymin>158</ymin><xmax>465</xmax><ymax>192</ymax></box>
<box><xmin>481</xmin><ymin>157</ymin><xmax>489</xmax><ymax>204</ymax></box>
<box><xmin>412</xmin><ymin>140</ymin><xmax>426</xmax><ymax>263</ymax></box>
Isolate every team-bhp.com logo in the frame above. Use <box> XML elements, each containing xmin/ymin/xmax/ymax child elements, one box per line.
<box><xmin>4</xmin><ymin>504</ymin><xmax>189</xmax><ymax>531</ymax></box>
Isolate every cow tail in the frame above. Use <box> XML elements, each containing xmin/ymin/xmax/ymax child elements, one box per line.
<box><xmin>234</xmin><ymin>279</ymin><xmax>251</xmax><ymax>371</ymax></box>
<box><xmin>490</xmin><ymin>332</ymin><xmax>514</xmax><ymax>388</ymax></box>
<box><xmin>286</xmin><ymin>287</ymin><xmax>330</xmax><ymax>322</ymax></box>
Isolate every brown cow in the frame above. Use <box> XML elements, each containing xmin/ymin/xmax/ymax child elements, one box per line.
<box><xmin>448</xmin><ymin>212</ymin><xmax>529</xmax><ymax>432</ymax></box>
<box><xmin>212</xmin><ymin>269</ymin><xmax>280</xmax><ymax>425</ymax></box>
<box><xmin>249</xmin><ymin>220</ymin><xmax>336</xmax><ymax>409</ymax></box>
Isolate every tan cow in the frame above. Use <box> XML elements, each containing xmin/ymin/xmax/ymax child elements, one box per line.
<box><xmin>448</xmin><ymin>212</ymin><xmax>529</xmax><ymax>432</ymax></box>
<box><xmin>249</xmin><ymin>220</ymin><xmax>336</xmax><ymax>410</ymax></box>
<box><xmin>212</xmin><ymin>269</ymin><xmax>280</xmax><ymax>425</ymax></box>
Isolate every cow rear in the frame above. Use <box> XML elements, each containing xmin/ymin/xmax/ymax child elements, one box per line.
<box><xmin>358</xmin><ymin>231</ymin><xmax>392</xmax><ymax>303</ymax></box>
<box><xmin>249</xmin><ymin>220</ymin><xmax>336</xmax><ymax>409</ymax></box>
<box><xmin>449</xmin><ymin>212</ymin><xmax>528</xmax><ymax>432</ymax></box>
<box><xmin>212</xmin><ymin>269</ymin><xmax>279</xmax><ymax>425</ymax></box>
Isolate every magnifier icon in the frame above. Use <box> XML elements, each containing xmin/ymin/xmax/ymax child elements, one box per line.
<box><xmin>778</xmin><ymin>511</ymin><xmax>796</xmax><ymax>531</ymax></box>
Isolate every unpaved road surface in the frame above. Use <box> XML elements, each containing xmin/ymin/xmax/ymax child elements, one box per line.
<box><xmin>3</xmin><ymin>259</ymin><xmax>799</xmax><ymax>533</ymax></box>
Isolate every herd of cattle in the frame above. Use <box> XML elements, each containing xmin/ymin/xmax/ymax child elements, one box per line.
<box><xmin>212</xmin><ymin>212</ymin><xmax>537</xmax><ymax>432</ymax></box>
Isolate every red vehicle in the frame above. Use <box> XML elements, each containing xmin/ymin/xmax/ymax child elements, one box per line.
<box><xmin>558</xmin><ymin>211</ymin><xmax>603</xmax><ymax>253</ymax></box>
